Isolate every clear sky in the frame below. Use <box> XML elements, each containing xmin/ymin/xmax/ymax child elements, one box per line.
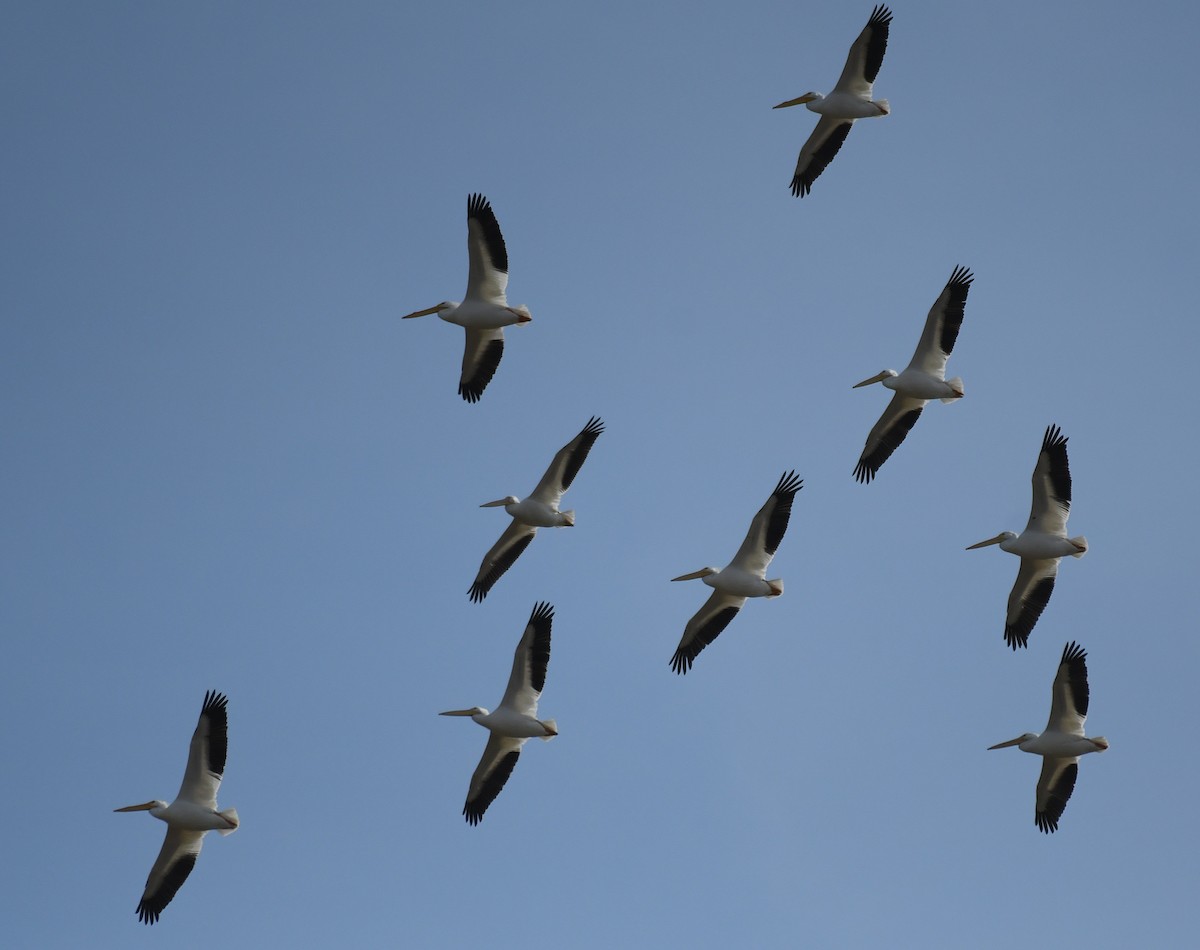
<box><xmin>4</xmin><ymin>1</ymin><xmax>1198</xmax><ymax>947</ymax></box>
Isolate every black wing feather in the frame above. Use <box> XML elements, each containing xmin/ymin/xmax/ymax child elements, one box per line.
<box><xmin>468</xmin><ymin>532</ymin><xmax>534</xmax><ymax>603</ymax></box>
<box><xmin>459</xmin><ymin>338</ymin><xmax>504</xmax><ymax>404</ymax></box>
<box><xmin>1040</xmin><ymin>424</ymin><xmax>1072</xmax><ymax>510</ymax></box>
<box><xmin>670</xmin><ymin>605</ymin><xmax>741</xmax><ymax>675</ymax></box>
<box><xmin>199</xmin><ymin>690</ymin><xmax>228</xmax><ymax>778</ymax></box>
<box><xmin>1059</xmin><ymin>640</ymin><xmax>1090</xmax><ymax>718</ymax></box>
<box><xmin>1005</xmin><ymin>575</ymin><xmax>1055</xmax><ymax>650</ymax></box>
<box><xmin>861</xmin><ymin>6</ymin><xmax>893</xmax><ymax>85</ymax></box>
<box><xmin>1035</xmin><ymin>762</ymin><xmax>1078</xmax><ymax>834</ymax></box>
<box><xmin>763</xmin><ymin>471</ymin><xmax>803</xmax><ymax>557</ymax></box>
<box><xmin>525</xmin><ymin>601</ymin><xmax>554</xmax><ymax>694</ymax></box>
<box><xmin>854</xmin><ymin>406</ymin><xmax>923</xmax><ymax>483</ymax></box>
<box><xmin>136</xmin><ymin>853</ymin><xmax>197</xmax><ymax>925</ymax></box>
<box><xmin>466</xmin><ymin>193</ymin><xmax>507</xmax><ymax>275</ymax></box>
<box><xmin>560</xmin><ymin>417</ymin><xmax>605</xmax><ymax>492</ymax></box>
<box><xmin>937</xmin><ymin>266</ymin><xmax>974</xmax><ymax>357</ymax></box>
<box><xmin>791</xmin><ymin>120</ymin><xmax>852</xmax><ymax>197</ymax></box>
<box><xmin>464</xmin><ymin>750</ymin><xmax>520</xmax><ymax>826</ymax></box>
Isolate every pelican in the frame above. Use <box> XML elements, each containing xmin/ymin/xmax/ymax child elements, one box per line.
<box><xmin>469</xmin><ymin>416</ymin><xmax>604</xmax><ymax>602</ymax></box>
<box><xmin>853</xmin><ymin>266</ymin><xmax>973</xmax><ymax>483</ymax></box>
<box><xmin>402</xmin><ymin>193</ymin><xmax>532</xmax><ymax>403</ymax></box>
<box><xmin>670</xmin><ymin>471</ymin><xmax>803</xmax><ymax>674</ymax></box>
<box><xmin>773</xmin><ymin>5</ymin><xmax>892</xmax><ymax>197</ymax></box>
<box><xmin>989</xmin><ymin>641</ymin><xmax>1108</xmax><ymax>833</ymax></box>
<box><xmin>967</xmin><ymin>425</ymin><xmax>1088</xmax><ymax>649</ymax></box>
<box><xmin>115</xmin><ymin>691</ymin><xmax>239</xmax><ymax>924</ymax></box>
<box><xmin>441</xmin><ymin>601</ymin><xmax>557</xmax><ymax>824</ymax></box>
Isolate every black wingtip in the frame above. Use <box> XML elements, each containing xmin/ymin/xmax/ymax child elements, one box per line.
<box><xmin>468</xmin><ymin>583</ymin><xmax>487</xmax><ymax>603</ymax></box>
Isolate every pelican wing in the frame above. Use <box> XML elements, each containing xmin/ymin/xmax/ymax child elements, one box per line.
<box><xmin>1003</xmin><ymin>557</ymin><xmax>1058</xmax><ymax>649</ymax></box>
<box><xmin>670</xmin><ymin>589</ymin><xmax>747</xmax><ymax>674</ymax></box>
<box><xmin>1034</xmin><ymin>757</ymin><xmax>1079</xmax><ymax>833</ymax></box>
<box><xmin>464</xmin><ymin>193</ymin><xmax>508</xmax><ymax>304</ymax></box>
<box><xmin>907</xmin><ymin>266</ymin><xmax>973</xmax><ymax>377</ymax></box>
<box><xmin>468</xmin><ymin>520</ymin><xmax>537</xmax><ymax>603</ymax></box>
<box><xmin>529</xmin><ymin>416</ymin><xmax>605</xmax><ymax>505</ymax></box>
<box><xmin>728</xmin><ymin>471</ymin><xmax>803</xmax><ymax>576</ymax></box>
<box><xmin>458</xmin><ymin>328</ymin><xmax>505</xmax><ymax>404</ymax></box>
<box><xmin>499</xmin><ymin>601</ymin><xmax>554</xmax><ymax>715</ymax></box>
<box><xmin>1026</xmin><ymin>425</ymin><xmax>1072</xmax><ymax>536</ymax></box>
<box><xmin>176</xmin><ymin>690</ymin><xmax>228</xmax><ymax>808</ymax></box>
<box><xmin>854</xmin><ymin>393</ymin><xmax>925</xmax><ymax>483</ymax></box>
<box><xmin>463</xmin><ymin>733</ymin><xmax>524</xmax><ymax>825</ymax></box>
<box><xmin>135</xmin><ymin>826</ymin><xmax>205</xmax><ymax>924</ymax></box>
<box><xmin>832</xmin><ymin>5</ymin><xmax>893</xmax><ymax>97</ymax></box>
<box><xmin>1046</xmin><ymin>641</ymin><xmax>1089</xmax><ymax>736</ymax></box>
<box><xmin>790</xmin><ymin>116</ymin><xmax>852</xmax><ymax>197</ymax></box>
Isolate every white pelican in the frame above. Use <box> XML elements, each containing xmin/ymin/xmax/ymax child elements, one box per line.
<box><xmin>853</xmin><ymin>265</ymin><xmax>973</xmax><ymax>483</ymax></box>
<box><xmin>989</xmin><ymin>641</ymin><xmax>1108</xmax><ymax>833</ymax></box>
<box><xmin>441</xmin><ymin>601</ymin><xmax>557</xmax><ymax>824</ymax></box>
<box><xmin>469</xmin><ymin>416</ymin><xmax>604</xmax><ymax>602</ymax></box>
<box><xmin>402</xmin><ymin>193</ymin><xmax>532</xmax><ymax>403</ymax></box>
<box><xmin>670</xmin><ymin>471</ymin><xmax>803</xmax><ymax>674</ymax></box>
<box><xmin>115</xmin><ymin>691</ymin><xmax>239</xmax><ymax>924</ymax></box>
<box><xmin>967</xmin><ymin>425</ymin><xmax>1088</xmax><ymax>649</ymax></box>
<box><xmin>773</xmin><ymin>5</ymin><xmax>892</xmax><ymax>197</ymax></box>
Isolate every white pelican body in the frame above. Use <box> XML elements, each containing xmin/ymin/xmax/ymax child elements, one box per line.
<box><xmin>402</xmin><ymin>193</ymin><xmax>532</xmax><ymax>403</ymax></box>
<box><xmin>670</xmin><ymin>471</ymin><xmax>803</xmax><ymax>674</ymax></box>
<box><xmin>441</xmin><ymin>601</ymin><xmax>558</xmax><ymax>825</ymax></box>
<box><xmin>853</xmin><ymin>266</ymin><xmax>973</xmax><ymax>482</ymax></box>
<box><xmin>774</xmin><ymin>5</ymin><xmax>892</xmax><ymax>197</ymax></box>
<box><xmin>989</xmin><ymin>641</ymin><xmax>1108</xmax><ymax>833</ymax></box>
<box><xmin>115</xmin><ymin>691</ymin><xmax>238</xmax><ymax>925</ymax></box>
<box><xmin>469</xmin><ymin>417</ymin><xmax>604</xmax><ymax>602</ymax></box>
<box><xmin>967</xmin><ymin>425</ymin><xmax>1088</xmax><ymax>649</ymax></box>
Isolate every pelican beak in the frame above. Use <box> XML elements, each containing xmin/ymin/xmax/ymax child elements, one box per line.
<box><xmin>439</xmin><ymin>709</ymin><xmax>477</xmax><ymax>717</ymax></box>
<box><xmin>671</xmin><ymin>569</ymin><xmax>711</xmax><ymax>582</ymax></box>
<box><xmin>966</xmin><ymin>534</ymin><xmax>1006</xmax><ymax>550</ymax></box>
<box><xmin>853</xmin><ymin>372</ymin><xmax>890</xmax><ymax>389</ymax></box>
<box><xmin>773</xmin><ymin>93</ymin><xmax>818</xmax><ymax>109</ymax></box>
<box><xmin>114</xmin><ymin>801</ymin><xmax>158</xmax><ymax>812</ymax></box>
<box><xmin>479</xmin><ymin>498</ymin><xmax>510</xmax><ymax>508</ymax></box>
<box><xmin>401</xmin><ymin>304</ymin><xmax>445</xmax><ymax>319</ymax></box>
<box><xmin>986</xmin><ymin>737</ymin><xmax>1026</xmax><ymax>750</ymax></box>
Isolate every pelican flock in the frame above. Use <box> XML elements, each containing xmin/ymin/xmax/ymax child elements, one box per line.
<box><xmin>441</xmin><ymin>602</ymin><xmax>558</xmax><ymax>824</ymax></box>
<box><xmin>989</xmin><ymin>642</ymin><xmax>1108</xmax><ymax>832</ymax></box>
<box><xmin>853</xmin><ymin>265</ymin><xmax>973</xmax><ymax>483</ymax></box>
<box><xmin>115</xmin><ymin>691</ymin><xmax>239</xmax><ymax>925</ymax></box>
<box><xmin>402</xmin><ymin>193</ymin><xmax>531</xmax><ymax>403</ymax></box>
<box><xmin>670</xmin><ymin>471</ymin><xmax>803</xmax><ymax>674</ymax></box>
<box><xmin>774</xmin><ymin>4</ymin><xmax>892</xmax><ymax>197</ymax></box>
<box><xmin>968</xmin><ymin>425</ymin><xmax>1088</xmax><ymax>649</ymax></box>
<box><xmin>469</xmin><ymin>416</ymin><xmax>604</xmax><ymax>602</ymax></box>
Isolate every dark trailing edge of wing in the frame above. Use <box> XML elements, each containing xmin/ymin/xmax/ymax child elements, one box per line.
<box><xmin>862</xmin><ymin>6</ymin><xmax>893</xmax><ymax>85</ymax></box>
<box><xmin>791</xmin><ymin>121</ymin><xmax>852</xmax><ymax>197</ymax></box>
<box><xmin>1059</xmin><ymin>640</ymin><xmax>1090</xmax><ymax>718</ymax></box>
<box><xmin>1040</xmin><ymin>424</ymin><xmax>1072</xmax><ymax>510</ymax></box>
<box><xmin>468</xmin><ymin>532</ymin><xmax>534</xmax><ymax>603</ymax></box>
<box><xmin>464</xmin><ymin>750</ymin><xmax>520</xmax><ymax>826</ymax></box>
<box><xmin>854</xmin><ymin>407</ymin><xmax>923</xmax><ymax>483</ymax></box>
<box><xmin>466</xmin><ymin>193</ymin><xmax>508</xmax><ymax>274</ymax></box>
<box><xmin>764</xmin><ymin>471</ymin><xmax>803</xmax><ymax>557</ymax></box>
<box><xmin>560</xmin><ymin>417</ymin><xmax>605</xmax><ymax>492</ymax></box>
<box><xmin>200</xmin><ymin>690</ymin><xmax>229</xmax><ymax>778</ymax></box>
<box><xmin>937</xmin><ymin>266</ymin><xmax>974</xmax><ymax>357</ymax></box>
<box><xmin>670</xmin><ymin>605</ymin><xmax>740</xmax><ymax>675</ymax></box>
<box><xmin>136</xmin><ymin>853</ymin><xmax>197</xmax><ymax>925</ymax></box>
<box><xmin>459</xmin><ymin>339</ymin><xmax>504</xmax><ymax>403</ymax></box>
<box><xmin>526</xmin><ymin>601</ymin><xmax>554</xmax><ymax>693</ymax></box>
<box><xmin>1004</xmin><ymin>575</ymin><xmax>1055</xmax><ymax>650</ymax></box>
<box><xmin>1035</xmin><ymin>762</ymin><xmax>1077</xmax><ymax>834</ymax></box>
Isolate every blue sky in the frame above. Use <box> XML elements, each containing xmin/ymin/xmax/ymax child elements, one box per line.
<box><xmin>4</xmin><ymin>1</ymin><xmax>1198</xmax><ymax>947</ymax></box>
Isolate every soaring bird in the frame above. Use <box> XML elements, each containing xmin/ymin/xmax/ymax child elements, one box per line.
<box><xmin>114</xmin><ymin>691</ymin><xmax>239</xmax><ymax>924</ymax></box>
<box><xmin>988</xmin><ymin>641</ymin><xmax>1108</xmax><ymax>832</ymax></box>
<box><xmin>670</xmin><ymin>471</ymin><xmax>803</xmax><ymax>674</ymax></box>
<box><xmin>967</xmin><ymin>425</ymin><xmax>1088</xmax><ymax>649</ymax></box>
<box><xmin>853</xmin><ymin>266</ymin><xmax>973</xmax><ymax>483</ymax></box>
<box><xmin>469</xmin><ymin>417</ymin><xmax>604</xmax><ymax>602</ymax></box>
<box><xmin>402</xmin><ymin>193</ymin><xmax>532</xmax><ymax>402</ymax></box>
<box><xmin>774</xmin><ymin>5</ymin><xmax>892</xmax><ymax>197</ymax></box>
<box><xmin>441</xmin><ymin>602</ymin><xmax>558</xmax><ymax>824</ymax></box>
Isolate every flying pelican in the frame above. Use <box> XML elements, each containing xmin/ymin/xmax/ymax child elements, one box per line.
<box><xmin>469</xmin><ymin>416</ymin><xmax>604</xmax><ymax>602</ymax></box>
<box><xmin>988</xmin><ymin>641</ymin><xmax>1108</xmax><ymax>833</ymax></box>
<box><xmin>402</xmin><ymin>193</ymin><xmax>532</xmax><ymax>403</ymax></box>
<box><xmin>115</xmin><ymin>691</ymin><xmax>239</xmax><ymax>924</ymax></box>
<box><xmin>853</xmin><ymin>265</ymin><xmax>973</xmax><ymax>483</ymax></box>
<box><xmin>441</xmin><ymin>601</ymin><xmax>558</xmax><ymax>824</ymax></box>
<box><xmin>773</xmin><ymin>5</ymin><xmax>892</xmax><ymax>197</ymax></box>
<box><xmin>670</xmin><ymin>471</ymin><xmax>803</xmax><ymax>674</ymax></box>
<box><xmin>967</xmin><ymin>425</ymin><xmax>1088</xmax><ymax>649</ymax></box>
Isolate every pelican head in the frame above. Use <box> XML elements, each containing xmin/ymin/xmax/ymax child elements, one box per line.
<box><xmin>114</xmin><ymin>799</ymin><xmax>168</xmax><ymax>814</ymax></box>
<box><xmin>966</xmin><ymin>531</ymin><xmax>1018</xmax><ymax>551</ymax></box>
<box><xmin>402</xmin><ymin>301</ymin><xmax>457</xmax><ymax>320</ymax></box>
<box><xmin>480</xmin><ymin>496</ymin><xmax>520</xmax><ymax>508</ymax></box>
<box><xmin>440</xmin><ymin>707</ymin><xmax>488</xmax><ymax>718</ymax></box>
<box><xmin>671</xmin><ymin>567</ymin><xmax>719</xmax><ymax>582</ymax></box>
<box><xmin>773</xmin><ymin>92</ymin><xmax>822</xmax><ymax>109</ymax></box>
<box><xmin>853</xmin><ymin>369</ymin><xmax>898</xmax><ymax>389</ymax></box>
<box><xmin>987</xmin><ymin>733</ymin><xmax>1038</xmax><ymax>750</ymax></box>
